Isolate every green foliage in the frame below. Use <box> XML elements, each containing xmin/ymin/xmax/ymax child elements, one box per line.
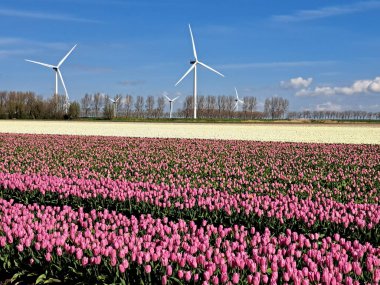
<box><xmin>68</xmin><ymin>101</ymin><xmax>81</xmax><ymax>119</ymax></box>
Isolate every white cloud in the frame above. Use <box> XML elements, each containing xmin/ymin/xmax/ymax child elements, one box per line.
<box><xmin>369</xmin><ymin>77</ymin><xmax>380</xmax><ymax>92</ymax></box>
<box><xmin>315</xmin><ymin>102</ymin><xmax>342</xmax><ymax>112</ymax></box>
<box><xmin>281</xmin><ymin>77</ymin><xmax>313</xmax><ymax>89</ymax></box>
<box><xmin>297</xmin><ymin>86</ymin><xmax>336</xmax><ymax>97</ymax></box>
<box><xmin>272</xmin><ymin>1</ymin><xmax>380</xmax><ymax>22</ymax></box>
<box><xmin>296</xmin><ymin>77</ymin><xmax>380</xmax><ymax>96</ymax></box>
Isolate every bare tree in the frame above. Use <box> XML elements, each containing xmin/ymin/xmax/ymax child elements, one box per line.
<box><xmin>114</xmin><ymin>94</ymin><xmax>123</xmax><ymax>117</ymax></box>
<box><xmin>156</xmin><ymin>97</ymin><xmax>165</xmax><ymax>118</ymax></box>
<box><xmin>182</xmin><ymin>96</ymin><xmax>193</xmax><ymax>118</ymax></box>
<box><xmin>81</xmin><ymin>93</ymin><xmax>93</xmax><ymax>117</ymax></box>
<box><xmin>217</xmin><ymin>96</ymin><xmax>226</xmax><ymax>118</ymax></box>
<box><xmin>93</xmin><ymin>93</ymin><xmax>104</xmax><ymax>118</ymax></box>
<box><xmin>48</xmin><ymin>94</ymin><xmax>67</xmax><ymax>118</ymax></box>
<box><xmin>103</xmin><ymin>95</ymin><xmax>114</xmax><ymax>119</ymax></box>
<box><xmin>145</xmin><ymin>96</ymin><xmax>155</xmax><ymax>118</ymax></box>
<box><xmin>0</xmin><ymin>92</ymin><xmax>7</xmax><ymax>118</ymax></box>
<box><xmin>134</xmin><ymin>96</ymin><xmax>144</xmax><ymax>118</ymax></box>
<box><xmin>197</xmin><ymin>95</ymin><xmax>206</xmax><ymax>118</ymax></box>
<box><xmin>124</xmin><ymin>95</ymin><xmax>133</xmax><ymax>117</ymax></box>
<box><xmin>206</xmin><ymin>95</ymin><xmax>216</xmax><ymax>118</ymax></box>
<box><xmin>226</xmin><ymin>95</ymin><xmax>235</xmax><ymax>118</ymax></box>
<box><xmin>264</xmin><ymin>97</ymin><xmax>289</xmax><ymax>119</ymax></box>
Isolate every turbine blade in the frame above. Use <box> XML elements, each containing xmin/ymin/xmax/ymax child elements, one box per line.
<box><xmin>25</xmin><ymin>59</ymin><xmax>54</xmax><ymax>69</ymax></box>
<box><xmin>188</xmin><ymin>24</ymin><xmax>198</xmax><ymax>61</ymax></box>
<box><xmin>198</xmin><ymin>61</ymin><xmax>224</xmax><ymax>77</ymax></box>
<box><xmin>57</xmin><ymin>69</ymin><xmax>68</xmax><ymax>99</ymax></box>
<box><xmin>175</xmin><ymin>64</ymin><xmax>195</xmax><ymax>86</ymax></box>
<box><xmin>234</xmin><ymin>102</ymin><xmax>238</xmax><ymax>110</ymax></box>
<box><xmin>235</xmin><ymin>87</ymin><xmax>239</xmax><ymax>99</ymax></box>
<box><xmin>58</xmin><ymin>44</ymin><xmax>77</xmax><ymax>67</ymax></box>
<box><xmin>172</xmin><ymin>96</ymin><xmax>180</xmax><ymax>101</ymax></box>
<box><xmin>164</xmin><ymin>95</ymin><xmax>171</xmax><ymax>101</ymax></box>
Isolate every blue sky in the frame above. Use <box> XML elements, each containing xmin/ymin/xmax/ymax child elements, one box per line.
<box><xmin>1</xmin><ymin>0</ymin><xmax>380</xmax><ymax>112</ymax></box>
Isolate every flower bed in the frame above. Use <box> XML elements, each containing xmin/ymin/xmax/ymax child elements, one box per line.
<box><xmin>0</xmin><ymin>133</ymin><xmax>379</xmax><ymax>284</ymax></box>
<box><xmin>1</xmin><ymin>199</ymin><xmax>380</xmax><ymax>284</ymax></box>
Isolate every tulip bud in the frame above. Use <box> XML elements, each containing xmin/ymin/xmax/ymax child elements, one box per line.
<box><xmin>166</xmin><ymin>265</ymin><xmax>173</xmax><ymax>276</ymax></box>
<box><xmin>203</xmin><ymin>271</ymin><xmax>210</xmax><ymax>281</ymax></box>
<box><xmin>45</xmin><ymin>252</ymin><xmax>52</xmax><ymax>262</ymax></box>
<box><xmin>185</xmin><ymin>271</ymin><xmax>192</xmax><ymax>282</ymax></box>
<box><xmin>162</xmin><ymin>275</ymin><xmax>167</xmax><ymax>285</ymax></box>
<box><xmin>232</xmin><ymin>273</ymin><xmax>240</xmax><ymax>284</ymax></box>
<box><xmin>219</xmin><ymin>273</ymin><xmax>227</xmax><ymax>283</ymax></box>
<box><xmin>374</xmin><ymin>269</ymin><xmax>380</xmax><ymax>282</ymax></box>
<box><xmin>119</xmin><ymin>264</ymin><xmax>125</xmax><ymax>273</ymax></box>
<box><xmin>143</xmin><ymin>265</ymin><xmax>151</xmax><ymax>274</ymax></box>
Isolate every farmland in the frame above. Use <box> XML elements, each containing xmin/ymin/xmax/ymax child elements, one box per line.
<box><xmin>0</xmin><ymin>133</ymin><xmax>380</xmax><ymax>284</ymax></box>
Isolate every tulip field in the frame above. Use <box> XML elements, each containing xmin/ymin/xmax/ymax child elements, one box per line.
<box><xmin>1</xmin><ymin>133</ymin><xmax>380</xmax><ymax>284</ymax></box>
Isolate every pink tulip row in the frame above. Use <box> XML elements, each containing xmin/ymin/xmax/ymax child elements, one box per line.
<box><xmin>1</xmin><ymin>172</ymin><xmax>380</xmax><ymax>232</ymax></box>
<box><xmin>0</xmin><ymin>134</ymin><xmax>379</xmax><ymax>204</ymax></box>
<box><xmin>1</xmin><ymin>198</ymin><xmax>380</xmax><ymax>284</ymax></box>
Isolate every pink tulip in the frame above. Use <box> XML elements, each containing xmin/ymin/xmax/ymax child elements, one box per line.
<box><xmin>166</xmin><ymin>265</ymin><xmax>172</xmax><ymax>276</ymax></box>
<box><xmin>144</xmin><ymin>265</ymin><xmax>151</xmax><ymax>274</ymax></box>
<box><xmin>232</xmin><ymin>273</ymin><xmax>240</xmax><ymax>284</ymax></box>
<box><xmin>161</xmin><ymin>275</ymin><xmax>167</xmax><ymax>285</ymax></box>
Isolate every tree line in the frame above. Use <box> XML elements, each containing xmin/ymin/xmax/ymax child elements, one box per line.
<box><xmin>0</xmin><ymin>92</ymin><xmax>79</xmax><ymax>119</ymax></box>
<box><xmin>82</xmin><ymin>93</ymin><xmax>286</xmax><ymax>120</ymax></box>
<box><xmin>0</xmin><ymin>91</ymin><xmax>379</xmax><ymax>120</ymax></box>
<box><xmin>288</xmin><ymin>110</ymin><xmax>380</xmax><ymax>120</ymax></box>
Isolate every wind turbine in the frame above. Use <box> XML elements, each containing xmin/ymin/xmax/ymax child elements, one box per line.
<box><xmin>164</xmin><ymin>94</ymin><xmax>180</xmax><ymax>119</ymax></box>
<box><xmin>175</xmin><ymin>24</ymin><xmax>224</xmax><ymax>119</ymax></box>
<box><xmin>25</xmin><ymin>44</ymin><xmax>77</xmax><ymax>114</ymax></box>
<box><xmin>234</xmin><ymin>87</ymin><xmax>244</xmax><ymax>112</ymax></box>
<box><xmin>109</xmin><ymin>96</ymin><xmax>121</xmax><ymax>118</ymax></box>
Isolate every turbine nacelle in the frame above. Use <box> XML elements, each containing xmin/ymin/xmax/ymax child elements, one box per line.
<box><xmin>164</xmin><ymin>94</ymin><xmax>180</xmax><ymax>119</ymax></box>
<box><xmin>175</xmin><ymin>24</ymin><xmax>224</xmax><ymax>119</ymax></box>
<box><xmin>25</xmin><ymin>44</ymin><xmax>77</xmax><ymax>114</ymax></box>
<box><xmin>109</xmin><ymin>96</ymin><xmax>121</xmax><ymax>105</ymax></box>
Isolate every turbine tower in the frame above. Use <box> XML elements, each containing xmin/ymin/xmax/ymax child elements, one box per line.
<box><xmin>175</xmin><ymin>24</ymin><xmax>224</xmax><ymax>119</ymax></box>
<box><xmin>234</xmin><ymin>87</ymin><xmax>244</xmax><ymax>112</ymax></box>
<box><xmin>109</xmin><ymin>96</ymin><xmax>121</xmax><ymax>118</ymax></box>
<box><xmin>164</xmin><ymin>94</ymin><xmax>179</xmax><ymax>119</ymax></box>
<box><xmin>25</xmin><ymin>44</ymin><xmax>77</xmax><ymax>114</ymax></box>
